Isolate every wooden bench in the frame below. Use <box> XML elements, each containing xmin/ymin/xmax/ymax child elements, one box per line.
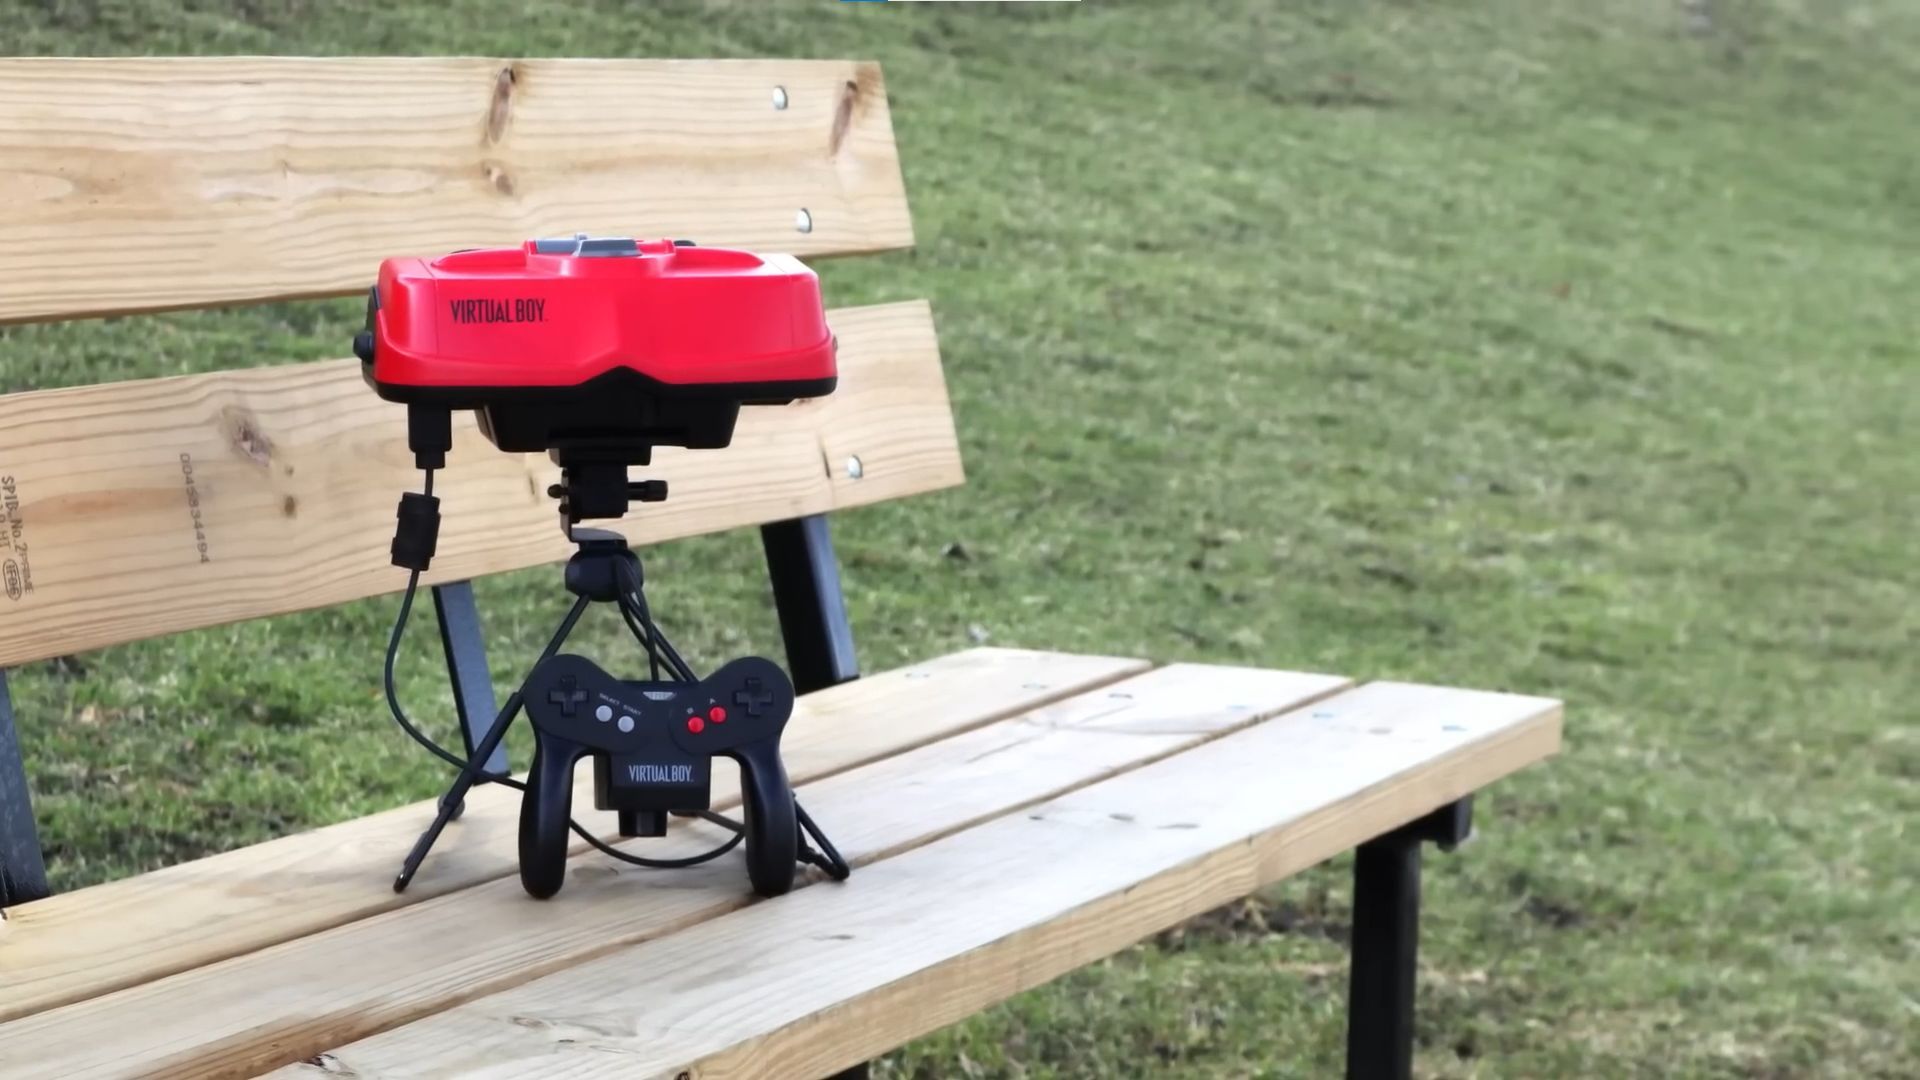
<box><xmin>0</xmin><ymin>58</ymin><xmax>1562</xmax><ymax>1078</ymax></box>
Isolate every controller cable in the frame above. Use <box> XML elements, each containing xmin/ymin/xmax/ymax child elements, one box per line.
<box><xmin>609</xmin><ymin>557</ymin><xmax>848</xmax><ymax>878</ymax></box>
<box><xmin>382</xmin><ymin>468</ymin><xmax>847</xmax><ymax>878</ymax></box>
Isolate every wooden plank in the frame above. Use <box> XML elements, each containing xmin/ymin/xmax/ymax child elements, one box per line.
<box><xmin>0</xmin><ymin>299</ymin><xmax>957</xmax><ymax>668</ymax></box>
<box><xmin>0</xmin><ymin>57</ymin><xmax>912</xmax><ymax>324</ymax></box>
<box><xmin>0</xmin><ymin>647</ymin><xmax>1143</xmax><ymax>1025</ymax></box>
<box><xmin>276</xmin><ymin>681</ymin><xmax>1562</xmax><ymax>1079</ymax></box>
<box><xmin>0</xmin><ymin>663</ymin><xmax>1347</xmax><ymax>1080</ymax></box>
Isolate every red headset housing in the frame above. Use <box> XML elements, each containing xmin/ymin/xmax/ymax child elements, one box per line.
<box><xmin>356</xmin><ymin>237</ymin><xmax>836</xmax><ymax>454</ymax></box>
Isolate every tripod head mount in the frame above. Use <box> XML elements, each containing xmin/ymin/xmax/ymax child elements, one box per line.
<box><xmin>546</xmin><ymin>454</ymin><xmax>669</xmax><ymax>538</ymax></box>
<box><xmin>559</xmin><ymin>526</ymin><xmax>643</xmax><ymax>603</ymax></box>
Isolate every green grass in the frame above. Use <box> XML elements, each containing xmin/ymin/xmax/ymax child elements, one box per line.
<box><xmin>3</xmin><ymin>1</ymin><xmax>1916</xmax><ymax>1075</ymax></box>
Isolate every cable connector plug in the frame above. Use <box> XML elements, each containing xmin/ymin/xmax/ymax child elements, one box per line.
<box><xmin>406</xmin><ymin>403</ymin><xmax>453</xmax><ymax>472</ymax></box>
<box><xmin>391</xmin><ymin>491</ymin><xmax>442</xmax><ymax>571</ymax></box>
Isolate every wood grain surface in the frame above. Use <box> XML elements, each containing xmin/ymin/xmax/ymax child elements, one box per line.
<box><xmin>274</xmin><ymin>681</ymin><xmax>1561</xmax><ymax>1080</ymax></box>
<box><xmin>0</xmin><ymin>300</ymin><xmax>957</xmax><ymax>668</ymax></box>
<box><xmin>1</xmin><ymin>662</ymin><xmax>1340</xmax><ymax>1079</ymax></box>
<box><xmin>0</xmin><ymin>58</ymin><xmax>912</xmax><ymax>323</ymax></box>
<box><xmin>0</xmin><ymin>647</ymin><xmax>1145</xmax><ymax>1027</ymax></box>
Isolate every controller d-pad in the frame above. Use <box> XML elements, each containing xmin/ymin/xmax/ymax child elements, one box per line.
<box><xmin>734</xmin><ymin>676</ymin><xmax>775</xmax><ymax>717</ymax></box>
<box><xmin>547</xmin><ymin>675</ymin><xmax>590</xmax><ymax>717</ymax></box>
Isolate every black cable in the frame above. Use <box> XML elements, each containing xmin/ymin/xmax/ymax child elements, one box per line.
<box><xmin>383</xmin><ymin>577</ymin><xmax>472</xmax><ymax>773</ymax></box>
<box><xmin>614</xmin><ymin>558</ymin><xmax>698</xmax><ymax>682</ymax></box>
<box><xmin>573</xmin><ymin>817</ymin><xmax>744</xmax><ymax>868</ymax></box>
<box><xmin>678</xmin><ymin>808</ymin><xmax>743</xmax><ymax>832</ymax></box>
<box><xmin>617</xmin><ymin>599</ymin><xmax>667</xmax><ymax>683</ymax></box>
<box><xmin>607</xmin><ymin>552</ymin><xmax>666</xmax><ymax>680</ymax></box>
<box><xmin>381</xmin><ymin>468</ymin><xmax>503</xmax><ymax>774</ymax></box>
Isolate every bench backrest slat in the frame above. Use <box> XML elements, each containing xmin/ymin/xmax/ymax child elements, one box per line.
<box><xmin>0</xmin><ymin>57</ymin><xmax>910</xmax><ymax>324</ymax></box>
<box><xmin>0</xmin><ymin>300</ymin><xmax>956</xmax><ymax>669</ymax></box>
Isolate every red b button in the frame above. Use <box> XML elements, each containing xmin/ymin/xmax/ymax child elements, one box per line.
<box><xmin>686</xmin><ymin>717</ymin><xmax>705</xmax><ymax>734</ymax></box>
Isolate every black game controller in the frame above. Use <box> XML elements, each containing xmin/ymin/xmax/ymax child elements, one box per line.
<box><xmin>520</xmin><ymin>653</ymin><xmax>800</xmax><ymax>899</ymax></box>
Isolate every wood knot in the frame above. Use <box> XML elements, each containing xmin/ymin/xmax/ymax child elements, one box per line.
<box><xmin>830</xmin><ymin>63</ymin><xmax>884</xmax><ymax>158</ymax></box>
<box><xmin>485</xmin><ymin>64</ymin><xmax>517</xmax><ymax>145</ymax></box>
<box><xmin>482</xmin><ymin>160</ymin><xmax>516</xmax><ymax>196</ymax></box>
<box><xmin>218</xmin><ymin>405</ymin><xmax>275</xmax><ymax>469</ymax></box>
<box><xmin>829</xmin><ymin>78</ymin><xmax>859</xmax><ymax>157</ymax></box>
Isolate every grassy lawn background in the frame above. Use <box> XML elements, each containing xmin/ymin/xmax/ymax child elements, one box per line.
<box><xmin>2</xmin><ymin>1</ymin><xmax>1914</xmax><ymax>1076</ymax></box>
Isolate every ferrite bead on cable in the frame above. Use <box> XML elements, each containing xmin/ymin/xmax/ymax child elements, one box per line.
<box><xmin>391</xmin><ymin>491</ymin><xmax>442</xmax><ymax>571</ymax></box>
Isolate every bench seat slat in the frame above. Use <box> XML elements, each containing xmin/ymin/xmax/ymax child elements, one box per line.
<box><xmin>0</xmin><ymin>647</ymin><xmax>1144</xmax><ymax>1026</ymax></box>
<box><xmin>276</xmin><ymin>681</ymin><xmax>1561</xmax><ymax>1080</ymax></box>
<box><xmin>0</xmin><ymin>57</ymin><xmax>912</xmax><ymax>324</ymax></box>
<box><xmin>0</xmin><ymin>660</ymin><xmax>1346</xmax><ymax>1079</ymax></box>
<box><xmin>0</xmin><ymin>299</ymin><xmax>955</xmax><ymax>669</ymax></box>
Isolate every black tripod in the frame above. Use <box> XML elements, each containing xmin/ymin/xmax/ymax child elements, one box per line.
<box><xmin>389</xmin><ymin>517</ymin><xmax>848</xmax><ymax>893</ymax></box>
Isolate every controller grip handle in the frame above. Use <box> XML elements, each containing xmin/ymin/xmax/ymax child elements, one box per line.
<box><xmin>519</xmin><ymin>734</ymin><xmax>586</xmax><ymax>899</ymax></box>
<box><xmin>735</xmin><ymin>741</ymin><xmax>799</xmax><ymax>898</ymax></box>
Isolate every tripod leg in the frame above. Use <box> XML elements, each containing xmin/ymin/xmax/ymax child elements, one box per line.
<box><xmin>395</xmin><ymin>691</ymin><xmax>525</xmax><ymax>891</ymax></box>
<box><xmin>394</xmin><ymin>593</ymin><xmax>594</xmax><ymax>892</ymax></box>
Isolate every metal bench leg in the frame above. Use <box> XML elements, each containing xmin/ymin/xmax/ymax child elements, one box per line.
<box><xmin>1345</xmin><ymin>797</ymin><xmax>1473</xmax><ymax>1080</ymax></box>
<box><xmin>431</xmin><ymin>581</ymin><xmax>507</xmax><ymax>779</ymax></box>
<box><xmin>0</xmin><ymin>669</ymin><xmax>51</xmax><ymax>907</ymax></box>
<box><xmin>760</xmin><ymin>515</ymin><xmax>859</xmax><ymax>694</ymax></box>
<box><xmin>764</xmin><ymin>516</ymin><xmax>867</xmax><ymax>1080</ymax></box>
